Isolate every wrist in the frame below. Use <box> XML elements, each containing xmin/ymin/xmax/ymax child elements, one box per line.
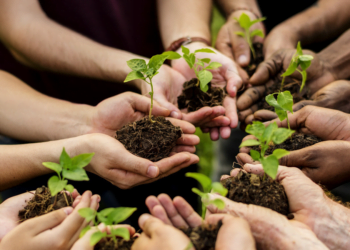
<box><xmin>218</xmin><ymin>0</ymin><xmax>261</xmax><ymax>18</ymax></box>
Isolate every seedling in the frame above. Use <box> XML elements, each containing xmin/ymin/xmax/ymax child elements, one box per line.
<box><xmin>239</xmin><ymin>121</ymin><xmax>294</xmax><ymax>179</ymax></box>
<box><xmin>124</xmin><ymin>54</ymin><xmax>170</xmax><ymax>122</ymax></box>
<box><xmin>234</xmin><ymin>13</ymin><xmax>266</xmax><ymax>59</ymax></box>
<box><xmin>42</xmin><ymin>148</ymin><xmax>94</xmax><ymax>206</ymax></box>
<box><xmin>281</xmin><ymin>41</ymin><xmax>314</xmax><ymax>91</ymax></box>
<box><xmin>163</xmin><ymin>47</ymin><xmax>222</xmax><ymax>92</ymax></box>
<box><xmin>79</xmin><ymin>207</ymin><xmax>137</xmax><ymax>246</ymax></box>
<box><xmin>186</xmin><ymin>172</ymin><xmax>227</xmax><ymax>219</ymax></box>
<box><xmin>265</xmin><ymin>91</ymin><xmax>293</xmax><ymax>130</ymax></box>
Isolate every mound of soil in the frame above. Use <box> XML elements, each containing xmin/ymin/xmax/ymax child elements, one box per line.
<box><xmin>94</xmin><ymin>237</ymin><xmax>136</xmax><ymax>250</ymax></box>
<box><xmin>177</xmin><ymin>78</ymin><xmax>226</xmax><ymax>112</ymax></box>
<box><xmin>180</xmin><ymin>221</ymin><xmax>222</xmax><ymax>250</ymax></box>
<box><xmin>252</xmin><ymin>133</ymin><xmax>322</xmax><ymax>155</ymax></box>
<box><xmin>244</xmin><ymin>43</ymin><xmax>264</xmax><ymax>77</ymax></box>
<box><xmin>18</xmin><ymin>186</ymin><xmax>73</xmax><ymax>222</ymax></box>
<box><xmin>221</xmin><ymin>171</ymin><xmax>289</xmax><ymax>215</ymax></box>
<box><xmin>116</xmin><ymin>116</ymin><xmax>182</xmax><ymax>162</ymax></box>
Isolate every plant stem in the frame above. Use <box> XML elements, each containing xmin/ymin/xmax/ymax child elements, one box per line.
<box><xmin>286</xmin><ymin>114</ymin><xmax>291</xmax><ymax>130</ymax></box>
<box><xmin>148</xmin><ymin>79</ymin><xmax>155</xmax><ymax>123</ymax></box>
<box><xmin>201</xmin><ymin>204</ymin><xmax>206</xmax><ymax>220</ymax></box>
<box><xmin>281</xmin><ymin>76</ymin><xmax>286</xmax><ymax>91</ymax></box>
<box><xmin>247</xmin><ymin>31</ymin><xmax>256</xmax><ymax>59</ymax></box>
<box><xmin>63</xmin><ymin>192</ymin><xmax>70</xmax><ymax>206</ymax></box>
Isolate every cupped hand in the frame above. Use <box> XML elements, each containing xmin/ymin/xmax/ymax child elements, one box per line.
<box><xmin>132</xmin><ymin>214</ymin><xmax>194</xmax><ymax>250</ymax></box>
<box><xmin>81</xmin><ymin>132</ymin><xmax>199</xmax><ymax>190</ymax></box>
<box><xmin>0</xmin><ymin>191</ymin><xmax>100</xmax><ymax>249</ymax></box>
<box><xmin>216</xmin><ymin>10</ymin><xmax>265</xmax><ymax>67</ymax></box>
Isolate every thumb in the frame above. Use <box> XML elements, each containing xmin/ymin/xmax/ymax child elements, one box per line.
<box><xmin>138</xmin><ymin>214</ymin><xmax>164</xmax><ymax>236</ymax></box>
<box><xmin>250</xmin><ymin>57</ymin><xmax>281</xmax><ymax>86</ymax></box>
<box><xmin>293</xmin><ymin>100</ymin><xmax>318</xmax><ymax>112</ymax></box>
<box><xmin>154</xmin><ymin>95</ymin><xmax>182</xmax><ymax>119</ymax></box>
<box><xmin>231</xmin><ymin>32</ymin><xmax>251</xmax><ymax>67</ymax></box>
<box><xmin>279</xmin><ymin>149</ymin><xmax>308</xmax><ymax>168</ymax></box>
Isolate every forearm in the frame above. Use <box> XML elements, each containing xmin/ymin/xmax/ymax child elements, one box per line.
<box><xmin>0</xmin><ymin>71</ymin><xmax>94</xmax><ymax>142</ymax></box>
<box><xmin>216</xmin><ymin>0</ymin><xmax>261</xmax><ymax>18</ymax></box>
<box><xmin>157</xmin><ymin>0</ymin><xmax>212</xmax><ymax>48</ymax></box>
<box><xmin>0</xmin><ymin>0</ymin><xmax>146</xmax><ymax>88</ymax></box>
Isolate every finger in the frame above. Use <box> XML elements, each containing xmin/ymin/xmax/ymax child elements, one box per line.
<box><xmin>238</xmin><ymin>104</ymin><xmax>259</xmax><ymax>123</ymax></box>
<box><xmin>173</xmin><ymin>196</ymin><xmax>202</xmax><ymax>228</ymax></box>
<box><xmin>197</xmin><ymin>116</ymin><xmax>231</xmax><ymax>128</ymax></box>
<box><xmin>72</xmin><ymin>195</ymin><xmax>82</xmax><ymax>208</ymax></box>
<box><xmin>230</xmin><ymin>168</ymin><xmax>243</xmax><ymax>177</ymax></box>
<box><xmin>244</xmin><ymin>114</ymin><xmax>255</xmax><ymax>124</ymax></box>
<box><xmin>167</xmin><ymin>118</ymin><xmax>196</xmax><ymax>134</ymax></box>
<box><xmin>236</xmin><ymin>85</ymin><xmax>266</xmax><ymax>111</ymax></box>
<box><xmin>176</xmin><ymin>135</ymin><xmax>200</xmax><ymax>146</ymax></box>
<box><xmin>138</xmin><ymin>214</ymin><xmax>165</xmax><ymax>237</ymax></box>
<box><xmin>223</xmin><ymin>96</ymin><xmax>238</xmax><ymax>128</ymax></box>
<box><xmin>201</xmin><ymin>127</ymin><xmax>210</xmax><ymax>133</ymax></box>
<box><xmin>216</xmin><ymin>25</ymin><xmax>235</xmax><ymax>60</ymax></box>
<box><xmin>220</xmin><ymin>126</ymin><xmax>232</xmax><ymax>139</ymax></box>
<box><xmin>230</xmin><ymin>29</ymin><xmax>251</xmax><ymax>67</ymax></box>
<box><xmin>292</xmin><ymin>100</ymin><xmax>317</xmax><ymax>112</ymax></box>
<box><xmin>210</xmin><ymin>127</ymin><xmax>220</xmax><ymax>141</ymax></box>
<box><xmin>220</xmin><ymin>174</ymin><xmax>231</xmax><ymax>181</ymax></box>
<box><xmin>278</xmin><ymin>149</ymin><xmax>309</xmax><ymax>167</ymax></box>
<box><xmin>157</xmin><ymin>194</ymin><xmax>188</xmax><ymax>227</ymax></box>
<box><xmin>236</xmin><ymin>153</ymin><xmax>256</xmax><ymax>166</ymax></box>
<box><xmin>225</xmin><ymin>62</ymin><xmax>243</xmax><ymax>97</ymax></box>
<box><xmin>145</xmin><ymin>196</ymin><xmax>161</xmax><ymax>212</ymax></box>
<box><xmin>154</xmin><ymin>95</ymin><xmax>182</xmax><ymax>119</ymax></box>
<box><xmin>250</xmin><ymin>58</ymin><xmax>281</xmax><ymax>86</ymax></box>
<box><xmin>151</xmin><ymin>205</ymin><xmax>173</xmax><ymax>226</ymax></box>
<box><xmin>252</xmin><ymin>109</ymin><xmax>278</xmax><ymax>122</ymax></box>
<box><xmin>130</xmin><ymin>93</ymin><xmax>171</xmax><ymax>118</ymax></box>
<box><xmin>181</xmin><ymin>106</ymin><xmax>227</xmax><ymax>127</ymax></box>
<box><xmin>171</xmin><ymin>145</ymin><xmax>196</xmax><ymax>153</ymax></box>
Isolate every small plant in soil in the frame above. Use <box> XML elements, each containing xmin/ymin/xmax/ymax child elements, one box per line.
<box><xmin>79</xmin><ymin>207</ymin><xmax>137</xmax><ymax>250</ymax></box>
<box><xmin>118</xmin><ymin>54</ymin><xmax>182</xmax><ymax>161</ymax></box>
<box><xmin>18</xmin><ymin>148</ymin><xmax>94</xmax><ymax>222</ymax></box>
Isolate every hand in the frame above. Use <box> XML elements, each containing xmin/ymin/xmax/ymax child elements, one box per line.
<box><xmin>80</xmin><ymin>132</ymin><xmax>199</xmax><ymax>189</ymax></box>
<box><xmin>205</xmin><ymin>214</ymin><xmax>255</xmax><ymax>250</ymax></box>
<box><xmin>145</xmin><ymin>194</ymin><xmax>202</xmax><ymax>228</ymax></box>
<box><xmin>132</xmin><ymin>214</ymin><xmax>194</xmax><ymax>250</ymax></box>
<box><xmin>0</xmin><ymin>189</ymin><xmax>80</xmax><ymax>241</ymax></box>
<box><xmin>216</xmin><ymin>10</ymin><xmax>265</xmax><ymax>67</ymax></box>
<box><xmin>0</xmin><ymin>191</ymin><xmax>100</xmax><ymax>249</ymax></box>
<box><xmin>172</xmin><ymin>42</ymin><xmax>244</xmax><ymax>139</ymax></box>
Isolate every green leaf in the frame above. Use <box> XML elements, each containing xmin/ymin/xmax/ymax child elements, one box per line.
<box><xmin>199</xmin><ymin>58</ymin><xmax>211</xmax><ymax>64</ymax></box>
<box><xmin>272</xmin><ymin>149</ymin><xmax>290</xmax><ymax>159</ymax></box>
<box><xmin>42</xmin><ymin>162</ymin><xmax>62</xmax><ymax>176</ymax></box>
<box><xmin>48</xmin><ymin>176</ymin><xmax>67</xmax><ymax>197</ymax></box>
<box><xmin>207</xmin><ymin>199</ymin><xmax>225</xmax><ymax>210</ymax></box>
<box><xmin>262</xmin><ymin>122</ymin><xmax>278</xmax><ymax>143</ymax></box>
<box><xmin>62</xmin><ymin>168</ymin><xmax>89</xmax><ymax>181</ymax></box>
<box><xmin>161</xmin><ymin>51</ymin><xmax>181</xmax><ymax>60</ymax></box>
<box><xmin>296</xmin><ymin>41</ymin><xmax>303</xmax><ymax>56</ymax></box>
<box><xmin>196</xmin><ymin>61</ymin><xmax>205</xmax><ymax>67</ymax></box>
<box><xmin>238</xmin><ymin>13</ymin><xmax>251</xmax><ymax>29</ymax></box>
<box><xmin>299</xmin><ymin>60</ymin><xmax>311</xmax><ymax>71</ymax></box>
<box><xmin>183</xmin><ymin>54</ymin><xmax>193</xmax><ymax>69</ymax></box>
<box><xmin>192</xmin><ymin>187</ymin><xmax>206</xmax><ymax>197</ymax></box>
<box><xmin>80</xmin><ymin>225</ymin><xmax>91</xmax><ymax>238</ymax></box>
<box><xmin>194</xmin><ymin>48</ymin><xmax>216</xmax><ymax>54</ymax></box>
<box><xmin>250</xmin><ymin>29</ymin><xmax>265</xmax><ymax>38</ymax></box>
<box><xmin>300</xmin><ymin>70</ymin><xmax>307</xmax><ymax>92</ymax></box>
<box><xmin>64</xmin><ymin>184</ymin><xmax>74</xmax><ymax>193</ymax></box>
<box><xmin>186</xmin><ymin>172</ymin><xmax>212</xmax><ymax>192</ymax></box>
<box><xmin>234</xmin><ymin>31</ymin><xmax>245</xmax><ymax>38</ymax></box>
<box><xmin>145</xmin><ymin>68</ymin><xmax>155</xmax><ymax>77</ymax></box>
<box><xmin>299</xmin><ymin>55</ymin><xmax>313</xmax><ymax>62</ymax></box>
<box><xmin>97</xmin><ymin>208</ymin><xmax>115</xmax><ymax>224</ymax></box>
<box><xmin>71</xmin><ymin>153</ymin><xmax>95</xmax><ymax>169</ymax></box>
<box><xmin>60</xmin><ymin>148</ymin><xmax>71</xmax><ymax>170</ymax></box>
<box><xmin>272</xmin><ymin>128</ymin><xmax>295</xmax><ymax>145</ymax></box>
<box><xmin>275</xmin><ymin>109</ymin><xmax>287</xmax><ymax>121</ymax></box>
<box><xmin>281</xmin><ymin>60</ymin><xmax>298</xmax><ymax>77</ymax></box>
<box><xmin>110</xmin><ymin>207</ymin><xmax>137</xmax><ymax>224</ymax></box>
<box><xmin>265</xmin><ymin>94</ymin><xmax>282</xmax><ymax>110</ymax></box>
<box><xmin>111</xmin><ymin>227</ymin><xmax>130</xmax><ymax>240</ymax></box>
<box><xmin>277</xmin><ymin>91</ymin><xmax>293</xmax><ymax>113</ymax></box>
<box><xmin>78</xmin><ymin>208</ymin><xmax>96</xmax><ymax>222</ymax></box>
<box><xmin>250</xmin><ymin>149</ymin><xmax>260</xmax><ymax>161</ymax></box>
<box><xmin>250</xmin><ymin>17</ymin><xmax>267</xmax><ymax>25</ymax></box>
<box><xmin>190</xmin><ymin>53</ymin><xmax>196</xmax><ymax>68</ymax></box>
<box><xmin>261</xmin><ymin>155</ymin><xmax>279</xmax><ymax>179</ymax></box>
<box><xmin>198</xmin><ymin>70</ymin><xmax>213</xmax><ymax>93</ymax></box>
<box><xmin>245</xmin><ymin>121</ymin><xmax>265</xmax><ymax>141</ymax></box>
<box><xmin>124</xmin><ymin>71</ymin><xmax>144</xmax><ymax>82</ymax></box>
<box><xmin>206</xmin><ymin>62</ymin><xmax>222</xmax><ymax>70</ymax></box>
<box><xmin>211</xmin><ymin>182</ymin><xmax>228</xmax><ymax>196</ymax></box>
<box><xmin>239</xmin><ymin>139</ymin><xmax>260</xmax><ymax>148</ymax></box>
<box><xmin>148</xmin><ymin>54</ymin><xmax>168</xmax><ymax>72</ymax></box>
<box><xmin>126</xmin><ymin>59</ymin><xmax>147</xmax><ymax>71</ymax></box>
<box><xmin>90</xmin><ymin>231</ymin><xmax>107</xmax><ymax>246</ymax></box>
<box><xmin>182</xmin><ymin>45</ymin><xmax>190</xmax><ymax>55</ymax></box>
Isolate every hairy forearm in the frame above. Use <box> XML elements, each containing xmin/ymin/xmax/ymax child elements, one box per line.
<box><xmin>157</xmin><ymin>0</ymin><xmax>212</xmax><ymax>48</ymax></box>
<box><xmin>0</xmin><ymin>0</ymin><xmax>146</xmax><ymax>88</ymax></box>
<box><xmin>216</xmin><ymin>0</ymin><xmax>261</xmax><ymax>17</ymax></box>
<box><xmin>272</xmin><ymin>0</ymin><xmax>350</xmax><ymax>46</ymax></box>
<box><xmin>0</xmin><ymin>71</ymin><xmax>94</xmax><ymax>141</ymax></box>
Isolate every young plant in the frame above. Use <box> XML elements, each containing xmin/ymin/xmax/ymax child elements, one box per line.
<box><xmin>185</xmin><ymin>172</ymin><xmax>227</xmax><ymax>219</ymax></box>
<box><xmin>163</xmin><ymin>47</ymin><xmax>222</xmax><ymax>92</ymax></box>
<box><xmin>239</xmin><ymin>121</ymin><xmax>294</xmax><ymax>179</ymax></box>
<box><xmin>79</xmin><ymin>207</ymin><xmax>137</xmax><ymax>246</ymax></box>
<box><xmin>265</xmin><ymin>91</ymin><xmax>293</xmax><ymax>130</ymax></box>
<box><xmin>234</xmin><ymin>13</ymin><xmax>266</xmax><ymax>59</ymax></box>
<box><xmin>280</xmin><ymin>41</ymin><xmax>314</xmax><ymax>91</ymax></box>
<box><xmin>124</xmin><ymin>54</ymin><xmax>169</xmax><ymax>122</ymax></box>
<box><xmin>42</xmin><ymin>148</ymin><xmax>94</xmax><ymax>205</ymax></box>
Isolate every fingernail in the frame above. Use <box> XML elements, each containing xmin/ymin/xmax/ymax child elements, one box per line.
<box><xmin>63</xmin><ymin>207</ymin><xmax>73</xmax><ymax>215</ymax></box>
<box><xmin>95</xmin><ymin>195</ymin><xmax>101</xmax><ymax>203</ymax></box>
<box><xmin>170</xmin><ymin>111</ymin><xmax>180</xmax><ymax>118</ymax></box>
<box><xmin>139</xmin><ymin>214</ymin><xmax>151</xmax><ymax>227</ymax></box>
<box><xmin>238</xmin><ymin>55</ymin><xmax>248</xmax><ymax>65</ymax></box>
<box><xmin>147</xmin><ymin>166</ymin><xmax>159</xmax><ymax>178</ymax></box>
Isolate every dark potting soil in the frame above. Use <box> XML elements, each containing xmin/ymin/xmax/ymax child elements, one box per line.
<box><xmin>94</xmin><ymin>237</ymin><xmax>136</xmax><ymax>250</ymax></box>
<box><xmin>252</xmin><ymin>133</ymin><xmax>322</xmax><ymax>155</ymax></box>
<box><xmin>18</xmin><ymin>186</ymin><xmax>73</xmax><ymax>222</ymax></box>
<box><xmin>244</xmin><ymin>43</ymin><xmax>264</xmax><ymax>77</ymax></box>
<box><xmin>180</xmin><ymin>221</ymin><xmax>222</xmax><ymax>250</ymax></box>
<box><xmin>177</xmin><ymin>78</ymin><xmax>226</xmax><ymax>112</ymax></box>
<box><xmin>221</xmin><ymin>171</ymin><xmax>289</xmax><ymax>215</ymax></box>
<box><xmin>116</xmin><ymin>116</ymin><xmax>182</xmax><ymax>162</ymax></box>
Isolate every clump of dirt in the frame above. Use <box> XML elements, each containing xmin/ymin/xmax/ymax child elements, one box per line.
<box><xmin>244</xmin><ymin>43</ymin><xmax>264</xmax><ymax>77</ymax></box>
<box><xmin>94</xmin><ymin>237</ymin><xmax>136</xmax><ymax>250</ymax></box>
<box><xmin>177</xmin><ymin>78</ymin><xmax>226</xmax><ymax>112</ymax></box>
<box><xmin>252</xmin><ymin>133</ymin><xmax>322</xmax><ymax>155</ymax></box>
<box><xmin>116</xmin><ymin>116</ymin><xmax>182</xmax><ymax>162</ymax></box>
<box><xmin>18</xmin><ymin>186</ymin><xmax>73</xmax><ymax>222</ymax></box>
<box><xmin>180</xmin><ymin>221</ymin><xmax>222</xmax><ymax>250</ymax></box>
<box><xmin>221</xmin><ymin>171</ymin><xmax>289</xmax><ymax>215</ymax></box>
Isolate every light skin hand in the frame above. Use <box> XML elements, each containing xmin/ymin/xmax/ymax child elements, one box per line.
<box><xmin>0</xmin><ymin>191</ymin><xmax>100</xmax><ymax>249</ymax></box>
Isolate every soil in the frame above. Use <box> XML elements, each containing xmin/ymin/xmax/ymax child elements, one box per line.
<box><xmin>252</xmin><ymin>133</ymin><xmax>322</xmax><ymax>155</ymax></box>
<box><xmin>94</xmin><ymin>237</ymin><xmax>136</xmax><ymax>250</ymax></box>
<box><xmin>180</xmin><ymin>221</ymin><xmax>222</xmax><ymax>250</ymax></box>
<box><xmin>244</xmin><ymin>43</ymin><xmax>264</xmax><ymax>77</ymax></box>
<box><xmin>18</xmin><ymin>186</ymin><xmax>73</xmax><ymax>222</ymax></box>
<box><xmin>221</xmin><ymin>171</ymin><xmax>289</xmax><ymax>215</ymax></box>
<box><xmin>116</xmin><ymin>116</ymin><xmax>182</xmax><ymax>162</ymax></box>
<box><xmin>177</xmin><ymin>78</ymin><xmax>226</xmax><ymax>112</ymax></box>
